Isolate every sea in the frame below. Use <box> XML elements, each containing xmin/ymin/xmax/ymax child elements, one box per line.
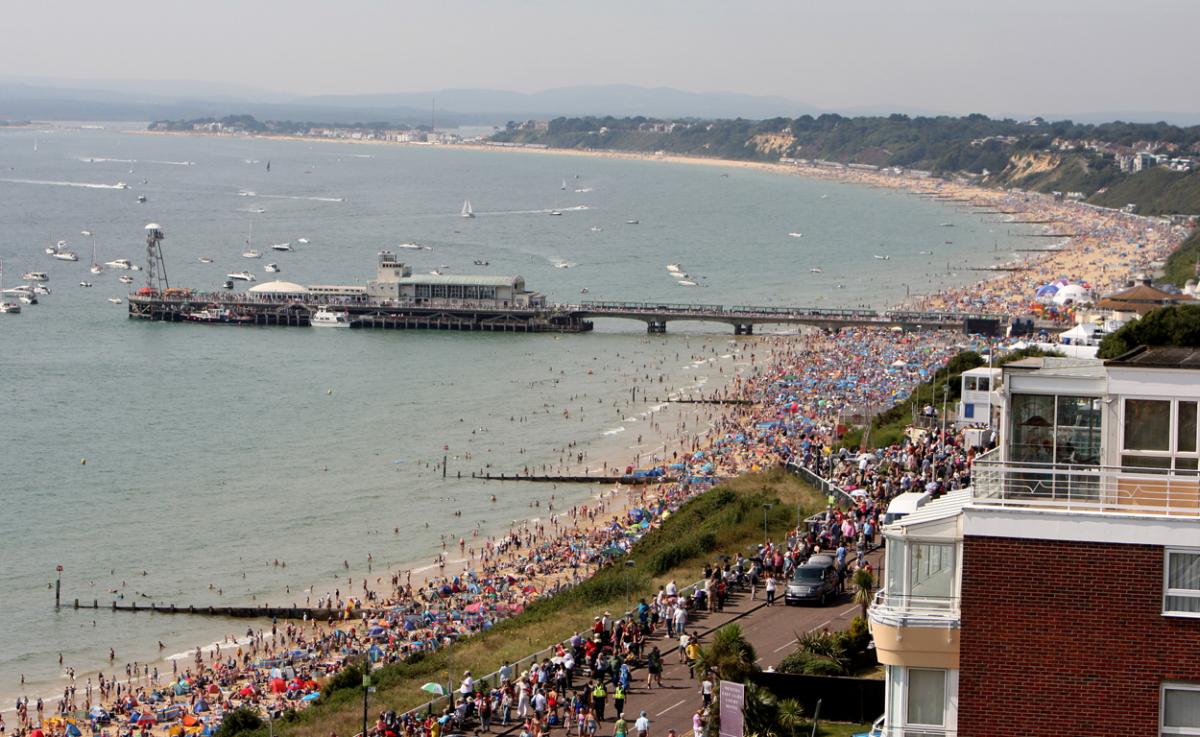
<box><xmin>0</xmin><ymin>123</ymin><xmax>1024</xmax><ymax>706</ymax></box>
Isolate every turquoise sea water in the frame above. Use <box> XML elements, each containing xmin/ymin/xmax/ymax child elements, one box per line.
<box><xmin>0</xmin><ymin>124</ymin><xmax>1021</xmax><ymax>705</ymax></box>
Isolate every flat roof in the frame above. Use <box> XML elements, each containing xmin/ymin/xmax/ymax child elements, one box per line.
<box><xmin>398</xmin><ymin>274</ymin><xmax>522</xmax><ymax>288</ymax></box>
<box><xmin>1002</xmin><ymin>356</ymin><xmax>1107</xmax><ymax>379</ymax></box>
<box><xmin>1106</xmin><ymin>345</ymin><xmax>1200</xmax><ymax>369</ymax></box>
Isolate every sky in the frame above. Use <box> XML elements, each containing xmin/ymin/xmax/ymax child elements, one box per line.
<box><xmin>2</xmin><ymin>0</ymin><xmax>1198</xmax><ymax>117</ymax></box>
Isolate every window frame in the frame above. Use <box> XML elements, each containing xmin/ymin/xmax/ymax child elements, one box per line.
<box><xmin>1121</xmin><ymin>398</ymin><xmax>1200</xmax><ymax>474</ymax></box>
<box><xmin>1164</xmin><ymin>549</ymin><xmax>1200</xmax><ymax>619</ymax></box>
<box><xmin>1161</xmin><ymin>681</ymin><xmax>1200</xmax><ymax>735</ymax></box>
<box><xmin>905</xmin><ymin>667</ymin><xmax>948</xmax><ymax>729</ymax></box>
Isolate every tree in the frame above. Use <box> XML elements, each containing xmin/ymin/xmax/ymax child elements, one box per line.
<box><xmin>852</xmin><ymin>568</ymin><xmax>875</xmax><ymax>620</ymax></box>
<box><xmin>775</xmin><ymin>698</ymin><xmax>805</xmax><ymax>737</ymax></box>
<box><xmin>1098</xmin><ymin>303</ymin><xmax>1200</xmax><ymax>358</ymax></box>
<box><xmin>697</xmin><ymin>623</ymin><xmax>759</xmax><ymax>683</ymax></box>
<box><xmin>214</xmin><ymin>707</ymin><xmax>263</xmax><ymax>737</ymax></box>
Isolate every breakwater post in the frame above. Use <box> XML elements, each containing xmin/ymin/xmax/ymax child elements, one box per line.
<box><xmin>55</xmin><ymin>565</ymin><xmax>62</xmax><ymax>610</ymax></box>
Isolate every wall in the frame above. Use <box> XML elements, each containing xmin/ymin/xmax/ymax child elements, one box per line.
<box><xmin>750</xmin><ymin>672</ymin><xmax>883</xmax><ymax>723</ymax></box>
<box><xmin>958</xmin><ymin>535</ymin><xmax>1200</xmax><ymax>737</ymax></box>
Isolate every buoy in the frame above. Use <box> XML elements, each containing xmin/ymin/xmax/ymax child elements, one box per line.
<box><xmin>80</xmin><ymin>459</ymin><xmax>87</xmax><ymax>465</ymax></box>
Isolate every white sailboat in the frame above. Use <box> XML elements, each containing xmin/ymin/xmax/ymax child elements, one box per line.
<box><xmin>561</xmin><ymin>179</ymin><xmax>567</xmax><ymax>191</ymax></box>
<box><xmin>0</xmin><ymin>260</ymin><xmax>21</xmax><ymax>314</ymax></box>
<box><xmin>85</xmin><ymin>230</ymin><xmax>103</xmax><ymax>273</ymax></box>
<box><xmin>241</xmin><ymin>221</ymin><xmax>260</xmax><ymax>258</ymax></box>
<box><xmin>461</xmin><ymin>200</ymin><xmax>475</xmax><ymax>219</ymax></box>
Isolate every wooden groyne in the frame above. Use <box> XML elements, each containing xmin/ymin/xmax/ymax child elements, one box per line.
<box><xmin>470</xmin><ymin>473</ymin><xmax>677</xmax><ymax>485</ymax></box>
<box><xmin>65</xmin><ymin>598</ymin><xmax>381</xmax><ymax>620</ymax></box>
<box><xmin>662</xmin><ymin>398</ymin><xmax>755</xmax><ymax>406</ymax></box>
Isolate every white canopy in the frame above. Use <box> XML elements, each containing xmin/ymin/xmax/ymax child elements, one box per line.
<box><xmin>1052</xmin><ymin>284</ymin><xmax>1091</xmax><ymax>305</ymax></box>
<box><xmin>248</xmin><ymin>280</ymin><xmax>308</xmax><ymax>294</ymax></box>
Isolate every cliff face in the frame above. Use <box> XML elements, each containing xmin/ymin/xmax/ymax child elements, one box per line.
<box><xmin>747</xmin><ymin>132</ymin><xmax>797</xmax><ymax>157</ymax></box>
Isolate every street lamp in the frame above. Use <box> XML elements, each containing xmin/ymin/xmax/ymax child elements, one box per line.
<box><xmin>941</xmin><ymin>382</ymin><xmax>949</xmax><ymax>438</ymax></box>
<box><xmin>625</xmin><ymin>559</ymin><xmax>636</xmax><ymax>604</ymax></box>
<box><xmin>761</xmin><ymin>504</ymin><xmax>773</xmax><ymax>541</ymax></box>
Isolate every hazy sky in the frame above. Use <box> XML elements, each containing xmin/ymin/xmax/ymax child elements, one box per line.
<box><xmin>4</xmin><ymin>0</ymin><xmax>1198</xmax><ymax>115</ymax></box>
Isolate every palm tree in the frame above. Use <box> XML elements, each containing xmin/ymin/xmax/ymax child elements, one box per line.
<box><xmin>697</xmin><ymin>623</ymin><xmax>759</xmax><ymax>683</ymax></box>
<box><xmin>741</xmin><ymin>682</ymin><xmax>780</xmax><ymax>737</ymax></box>
<box><xmin>776</xmin><ymin>699</ymin><xmax>805</xmax><ymax>737</ymax></box>
<box><xmin>852</xmin><ymin>568</ymin><xmax>875</xmax><ymax>620</ymax></box>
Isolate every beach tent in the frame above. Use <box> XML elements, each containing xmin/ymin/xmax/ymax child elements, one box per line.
<box><xmin>1053</xmin><ymin>284</ymin><xmax>1091</xmax><ymax>305</ymax></box>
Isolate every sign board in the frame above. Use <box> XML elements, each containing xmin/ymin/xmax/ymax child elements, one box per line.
<box><xmin>718</xmin><ymin>681</ymin><xmax>745</xmax><ymax>737</ymax></box>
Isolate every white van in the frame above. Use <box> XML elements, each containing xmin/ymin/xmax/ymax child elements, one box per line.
<box><xmin>882</xmin><ymin>491</ymin><xmax>932</xmax><ymax>526</ymax></box>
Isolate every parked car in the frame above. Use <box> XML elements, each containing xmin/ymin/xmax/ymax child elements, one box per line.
<box><xmin>784</xmin><ymin>561</ymin><xmax>838</xmax><ymax>605</ymax></box>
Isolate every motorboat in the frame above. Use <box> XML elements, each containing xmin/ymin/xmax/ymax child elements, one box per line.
<box><xmin>130</xmin><ymin>265</ymin><xmax>142</xmax><ymax>271</ymax></box>
<box><xmin>270</xmin><ymin>242</ymin><xmax>292</xmax><ymax>252</ymax></box>
<box><xmin>265</xmin><ymin>263</ymin><xmax>280</xmax><ymax>273</ymax></box>
<box><xmin>626</xmin><ymin>219</ymin><xmax>639</xmax><ymax>225</ymax></box>
<box><xmin>104</xmin><ymin>258</ymin><xmax>132</xmax><ymax>270</ymax></box>
<box><xmin>186</xmin><ymin>307</ymin><xmax>253</xmax><ymax>324</ymax></box>
<box><xmin>52</xmin><ymin>250</ymin><xmax>79</xmax><ymax>261</ymax></box>
<box><xmin>222</xmin><ymin>280</ymin><xmax>235</xmax><ymax>289</ymax></box>
<box><xmin>31</xmin><ymin>284</ymin><xmax>51</xmax><ymax>294</ymax></box>
<box><xmin>242</xmin><ymin>249</ymin><xmax>261</xmax><ymax>259</ymax></box>
<box><xmin>590</xmin><ymin>226</ymin><xmax>603</xmax><ymax>232</ymax></box>
<box><xmin>810</xmin><ymin>268</ymin><xmax>823</xmax><ymax>273</ymax></box>
<box><xmin>461</xmin><ymin>200</ymin><xmax>475</xmax><ymax>218</ymax></box>
<box><xmin>0</xmin><ymin>261</ymin><xmax>23</xmax><ymax>313</ymax></box>
<box><xmin>198</xmin><ymin>257</ymin><xmax>214</xmax><ymax>264</ymax></box>
<box><xmin>788</xmin><ymin>232</ymin><xmax>804</xmax><ymax>238</ymax></box>
<box><xmin>473</xmin><ymin>259</ymin><xmax>489</xmax><ymax>266</ymax></box>
<box><xmin>137</xmin><ymin>195</ymin><xmax>147</xmax><ymax>203</ymax></box>
<box><xmin>397</xmin><ymin>243</ymin><xmax>431</xmax><ymax>251</ymax></box>
<box><xmin>118</xmin><ymin>275</ymin><xmax>134</xmax><ymax>284</ymax></box>
<box><xmin>548</xmin><ymin>209</ymin><xmax>563</xmax><ymax>216</ymax></box>
<box><xmin>580</xmin><ymin>288</ymin><xmax>589</xmax><ymax>294</ymax></box>
<box><xmin>108</xmin><ymin>297</ymin><xmax>122</xmax><ymax>304</ymax></box>
<box><xmin>310</xmin><ymin>307</ymin><xmax>351</xmax><ymax>327</ymax></box>
<box><xmin>429</xmin><ymin>270</ymin><xmax>442</xmax><ymax>276</ymax></box>
<box><xmin>21</xmin><ymin>272</ymin><xmax>48</xmax><ymax>282</ymax></box>
<box><xmin>115</xmin><ymin>182</ymin><xmax>129</xmax><ymax>189</ymax></box>
<box><xmin>677</xmin><ymin>280</ymin><xmax>698</xmax><ymax>286</ymax></box>
<box><xmin>297</xmin><ymin>238</ymin><xmax>310</xmax><ymax>244</ymax></box>
<box><xmin>940</xmin><ymin>222</ymin><xmax>954</xmax><ymax>227</ymax></box>
<box><xmin>873</xmin><ymin>254</ymin><xmax>890</xmax><ymax>260</ymax></box>
<box><xmin>79</xmin><ymin>281</ymin><xmax>93</xmax><ymax>287</ymax></box>
<box><xmin>227</xmin><ymin>271</ymin><xmax>256</xmax><ymax>282</ymax></box>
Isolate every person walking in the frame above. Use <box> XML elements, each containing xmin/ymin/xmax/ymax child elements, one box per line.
<box><xmin>592</xmin><ymin>681</ymin><xmax>608</xmax><ymax>722</ymax></box>
<box><xmin>612</xmin><ymin>683</ymin><xmax>626</xmax><ymax>721</ymax></box>
<box><xmin>765</xmin><ymin>575</ymin><xmax>777</xmax><ymax>606</ymax></box>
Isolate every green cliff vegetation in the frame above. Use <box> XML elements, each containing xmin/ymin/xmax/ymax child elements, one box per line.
<box><xmin>1164</xmin><ymin>229</ymin><xmax>1200</xmax><ymax>287</ymax></box>
<box><xmin>249</xmin><ymin>469</ymin><xmax>825</xmax><ymax>737</ymax></box>
<box><xmin>1089</xmin><ymin>168</ymin><xmax>1200</xmax><ymax>216</ymax></box>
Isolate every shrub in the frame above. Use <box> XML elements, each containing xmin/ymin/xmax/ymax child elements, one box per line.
<box><xmin>216</xmin><ymin>707</ymin><xmax>264</xmax><ymax>737</ymax></box>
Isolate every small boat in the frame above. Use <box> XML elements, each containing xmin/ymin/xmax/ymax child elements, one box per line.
<box><xmin>44</xmin><ymin>246</ymin><xmax>58</xmax><ymax>255</ymax></box>
<box><xmin>198</xmin><ymin>257</ymin><xmax>214</xmax><ymax>264</ymax></box>
<box><xmin>554</xmin><ymin>262</ymin><xmax>572</xmax><ymax>269</ymax></box>
<box><xmin>461</xmin><ymin>200</ymin><xmax>475</xmax><ymax>219</ymax></box>
<box><xmin>115</xmin><ymin>182</ymin><xmax>129</xmax><ymax>189</ymax></box>
<box><xmin>873</xmin><ymin>254</ymin><xmax>890</xmax><ymax>260</ymax></box>
<box><xmin>21</xmin><ymin>272</ymin><xmax>48</xmax><ymax>282</ymax></box>
<box><xmin>118</xmin><ymin>275</ymin><xmax>134</xmax><ymax>284</ymax></box>
<box><xmin>589</xmin><ymin>226</ymin><xmax>602</xmax><ymax>232</ymax></box>
<box><xmin>242</xmin><ymin>249</ymin><xmax>261</xmax><ymax>259</ymax></box>
<box><xmin>580</xmin><ymin>288</ymin><xmax>589</xmax><ymax>294</ymax></box>
<box><xmin>310</xmin><ymin>307</ymin><xmax>351</xmax><ymax>328</ymax></box>
<box><xmin>626</xmin><ymin>219</ymin><xmax>639</xmax><ymax>225</ymax></box>
<box><xmin>105</xmin><ymin>258</ymin><xmax>132</xmax><ymax>269</ymax></box>
<box><xmin>788</xmin><ymin>232</ymin><xmax>803</xmax><ymax>238</ymax></box>
<box><xmin>940</xmin><ymin>222</ymin><xmax>954</xmax><ymax>227</ymax></box>
<box><xmin>79</xmin><ymin>281</ymin><xmax>93</xmax><ymax>287</ymax></box>
<box><xmin>473</xmin><ymin>259</ymin><xmax>489</xmax><ymax>266</ymax></box>
<box><xmin>52</xmin><ymin>250</ymin><xmax>79</xmax><ymax>261</ymax></box>
<box><xmin>667</xmin><ymin>263</ymin><xmax>681</xmax><ymax>271</ymax></box>
<box><xmin>270</xmin><ymin>242</ymin><xmax>292</xmax><ymax>252</ymax></box>
<box><xmin>919</xmin><ymin>250</ymin><xmax>932</xmax><ymax>255</ymax></box>
<box><xmin>137</xmin><ymin>195</ymin><xmax>147</xmax><ymax>203</ymax></box>
<box><xmin>108</xmin><ymin>297</ymin><xmax>122</xmax><ymax>304</ymax></box>
<box><xmin>31</xmin><ymin>284</ymin><xmax>51</xmax><ymax>294</ymax></box>
<box><xmin>810</xmin><ymin>268</ymin><xmax>823</xmax><ymax>273</ymax></box>
<box><xmin>222</xmin><ymin>280</ymin><xmax>235</xmax><ymax>289</ymax></box>
<box><xmin>265</xmin><ymin>263</ymin><xmax>280</xmax><ymax>273</ymax></box>
<box><xmin>227</xmin><ymin>271</ymin><xmax>256</xmax><ymax>282</ymax></box>
<box><xmin>130</xmin><ymin>264</ymin><xmax>141</xmax><ymax>271</ymax></box>
<box><xmin>677</xmin><ymin>280</ymin><xmax>698</xmax><ymax>287</ymax></box>
<box><xmin>297</xmin><ymin>238</ymin><xmax>310</xmax><ymax>244</ymax></box>
<box><xmin>549</xmin><ymin>210</ymin><xmax>562</xmax><ymax>216</ymax></box>
<box><xmin>18</xmin><ymin>293</ymin><xmax>36</xmax><ymax>305</ymax></box>
<box><xmin>396</xmin><ymin>243</ymin><xmax>425</xmax><ymax>250</ymax></box>
<box><xmin>1</xmin><ymin>260</ymin><xmax>22</xmax><ymax>313</ymax></box>
<box><xmin>561</xmin><ymin>179</ymin><xmax>567</xmax><ymax>190</ymax></box>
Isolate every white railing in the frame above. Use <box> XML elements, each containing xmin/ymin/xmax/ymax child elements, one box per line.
<box><xmin>972</xmin><ymin>455</ymin><xmax>1200</xmax><ymax>517</ymax></box>
<box><xmin>869</xmin><ymin>590</ymin><xmax>960</xmax><ymax>628</ymax></box>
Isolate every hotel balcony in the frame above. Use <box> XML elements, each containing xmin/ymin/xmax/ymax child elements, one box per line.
<box><xmin>869</xmin><ymin>591</ymin><xmax>961</xmax><ymax>670</ymax></box>
<box><xmin>971</xmin><ymin>451</ymin><xmax>1200</xmax><ymax>517</ymax></box>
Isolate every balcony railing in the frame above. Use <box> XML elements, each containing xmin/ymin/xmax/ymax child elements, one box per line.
<box><xmin>870</xmin><ymin>590</ymin><xmax>960</xmax><ymax>627</ymax></box>
<box><xmin>972</xmin><ymin>452</ymin><xmax>1200</xmax><ymax>517</ymax></box>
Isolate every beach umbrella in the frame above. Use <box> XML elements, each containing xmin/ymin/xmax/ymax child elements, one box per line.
<box><xmin>206</xmin><ymin>684</ymin><xmax>220</xmax><ymax>695</ymax></box>
<box><xmin>67</xmin><ymin>724</ymin><xmax>82</xmax><ymax>737</ymax></box>
<box><xmin>270</xmin><ymin>677</ymin><xmax>287</xmax><ymax>693</ymax></box>
<box><xmin>301</xmin><ymin>692</ymin><xmax>320</xmax><ymax>702</ymax></box>
<box><xmin>421</xmin><ymin>682</ymin><xmax>446</xmax><ymax>696</ymax></box>
<box><xmin>31</xmin><ymin>730</ymin><xmax>44</xmax><ymax>737</ymax></box>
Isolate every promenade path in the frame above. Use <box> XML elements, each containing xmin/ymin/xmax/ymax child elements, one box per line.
<box><xmin>488</xmin><ymin>548</ymin><xmax>883</xmax><ymax>737</ymax></box>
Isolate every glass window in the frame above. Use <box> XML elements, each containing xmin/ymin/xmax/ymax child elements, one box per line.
<box><xmin>909</xmin><ymin>543</ymin><xmax>955</xmax><ymax>605</ymax></box>
<box><xmin>978</xmin><ymin>377</ymin><xmax>990</xmax><ymax>392</ymax></box>
<box><xmin>1125</xmin><ymin>399</ymin><xmax>1171</xmax><ymax>451</ymax></box>
<box><xmin>1162</xmin><ymin>683</ymin><xmax>1200</xmax><ymax>735</ymax></box>
<box><xmin>1180</xmin><ymin>402</ymin><xmax>1198</xmax><ymax>454</ymax></box>
<box><xmin>1011</xmin><ymin>394</ymin><xmax>1056</xmax><ymax>464</ymax></box>
<box><xmin>1056</xmin><ymin>396</ymin><xmax>1102</xmax><ymax>465</ymax></box>
<box><xmin>907</xmin><ymin>668</ymin><xmax>946</xmax><ymax>727</ymax></box>
<box><xmin>1165</xmin><ymin>550</ymin><xmax>1200</xmax><ymax>616</ymax></box>
<box><xmin>964</xmin><ymin>377</ymin><xmax>976</xmax><ymax>391</ymax></box>
<box><xmin>886</xmin><ymin>540</ymin><xmax>905</xmax><ymax>598</ymax></box>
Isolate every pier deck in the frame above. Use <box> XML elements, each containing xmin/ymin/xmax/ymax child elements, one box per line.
<box><xmin>128</xmin><ymin>294</ymin><xmax>1005</xmax><ymax>335</ymax></box>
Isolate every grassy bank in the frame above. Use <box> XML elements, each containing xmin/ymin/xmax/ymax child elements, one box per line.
<box><xmin>1164</xmin><ymin>228</ymin><xmax>1200</xmax><ymax>287</ymax></box>
<box><xmin>261</xmin><ymin>469</ymin><xmax>824</xmax><ymax>737</ymax></box>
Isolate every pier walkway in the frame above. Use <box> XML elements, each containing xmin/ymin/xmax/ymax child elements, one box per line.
<box><xmin>128</xmin><ymin>293</ymin><xmax>1004</xmax><ymax>335</ymax></box>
